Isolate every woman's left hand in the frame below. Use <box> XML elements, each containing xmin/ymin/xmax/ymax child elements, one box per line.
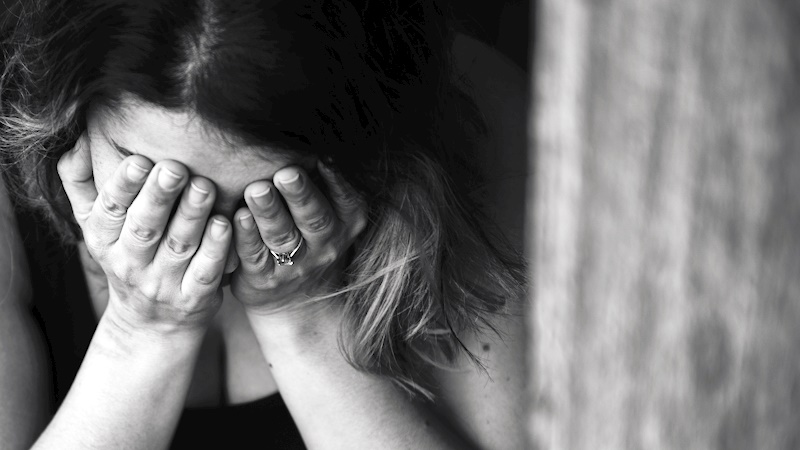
<box><xmin>229</xmin><ymin>161</ymin><xmax>367</xmax><ymax>316</ymax></box>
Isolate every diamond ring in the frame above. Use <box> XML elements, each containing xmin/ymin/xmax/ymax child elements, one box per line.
<box><xmin>270</xmin><ymin>236</ymin><xmax>304</xmax><ymax>266</ymax></box>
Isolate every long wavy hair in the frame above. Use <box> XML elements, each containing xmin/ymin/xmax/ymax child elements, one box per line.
<box><xmin>1</xmin><ymin>0</ymin><xmax>525</xmax><ymax>395</ymax></box>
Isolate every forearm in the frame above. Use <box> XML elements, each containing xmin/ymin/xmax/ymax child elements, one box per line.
<box><xmin>247</xmin><ymin>308</ymin><xmax>472</xmax><ymax>450</ymax></box>
<box><xmin>33</xmin><ymin>308</ymin><xmax>204</xmax><ymax>450</ymax></box>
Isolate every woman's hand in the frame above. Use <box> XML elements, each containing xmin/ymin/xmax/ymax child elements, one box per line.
<box><xmin>229</xmin><ymin>161</ymin><xmax>367</xmax><ymax>315</ymax></box>
<box><xmin>58</xmin><ymin>135</ymin><xmax>231</xmax><ymax>335</ymax></box>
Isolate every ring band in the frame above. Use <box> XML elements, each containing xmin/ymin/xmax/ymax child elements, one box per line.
<box><xmin>270</xmin><ymin>236</ymin><xmax>304</xmax><ymax>266</ymax></box>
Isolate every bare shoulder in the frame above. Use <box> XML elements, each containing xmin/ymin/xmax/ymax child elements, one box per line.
<box><xmin>0</xmin><ymin>178</ymin><xmax>50</xmax><ymax>449</ymax></box>
<box><xmin>429</xmin><ymin>311</ymin><xmax>527</xmax><ymax>450</ymax></box>
<box><xmin>451</xmin><ymin>33</ymin><xmax>529</xmax><ymax>248</ymax></box>
<box><xmin>0</xmin><ymin>179</ymin><xmax>31</xmax><ymax>306</ymax></box>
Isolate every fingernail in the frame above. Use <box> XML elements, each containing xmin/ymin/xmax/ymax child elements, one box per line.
<box><xmin>278</xmin><ymin>171</ymin><xmax>302</xmax><ymax>193</ymax></box>
<box><xmin>188</xmin><ymin>181</ymin><xmax>209</xmax><ymax>204</ymax></box>
<box><xmin>127</xmin><ymin>162</ymin><xmax>150</xmax><ymax>182</ymax></box>
<box><xmin>158</xmin><ymin>167</ymin><xmax>183</xmax><ymax>189</ymax></box>
<box><xmin>210</xmin><ymin>218</ymin><xmax>228</xmax><ymax>239</ymax></box>
<box><xmin>251</xmin><ymin>186</ymin><xmax>273</xmax><ymax>208</ymax></box>
<box><xmin>238</xmin><ymin>213</ymin><xmax>255</xmax><ymax>230</ymax></box>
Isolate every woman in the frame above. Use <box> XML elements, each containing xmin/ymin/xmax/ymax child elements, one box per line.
<box><xmin>0</xmin><ymin>0</ymin><xmax>528</xmax><ymax>448</ymax></box>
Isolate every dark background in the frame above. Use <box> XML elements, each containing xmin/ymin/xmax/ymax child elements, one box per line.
<box><xmin>449</xmin><ymin>0</ymin><xmax>531</xmax><ymax>72</ymax></box>
<box><xmin>2</xmin><ymin>0</ymin><xmax>531</xmax><ymax>72</ymax></box>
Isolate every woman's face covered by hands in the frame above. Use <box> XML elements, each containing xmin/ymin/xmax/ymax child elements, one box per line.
<box><xmin>87</xmin><ymin>99</ymin><xmax>317</xmax><ymax>222</ymax></box>
<box><xmin>86</xmin><ymin>98</ymin><xmax>318</xmax><ymax>285</ymax></box>
<box><xmin>59</xmin><ymin>97</ymin><xmax>366</xmax><ymax>333</ymax></box>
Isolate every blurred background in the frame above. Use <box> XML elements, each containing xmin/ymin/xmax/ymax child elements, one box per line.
<box><xmin>528</xmin><ymin>1</ymin><xmax>800</xmax><ymax>449</ymax></box>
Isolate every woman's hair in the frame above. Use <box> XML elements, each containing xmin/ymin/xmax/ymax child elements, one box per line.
<box><xmin>1</xmin><ymin>0</ymin><xmax>525</xmax><ymax>395</ymax></box>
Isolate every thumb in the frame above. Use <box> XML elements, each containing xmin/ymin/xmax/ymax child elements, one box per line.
<box><xmin>57</xmin><ymin>134</ymin><xmax>97</xmax><ymax>227</ymax></box>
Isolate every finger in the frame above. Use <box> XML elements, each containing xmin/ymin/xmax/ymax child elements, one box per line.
<box><xmin>243</xmin><ymin>181</ymin><xmax>304</xmax><ymax>255</ymax></box>
<box><xmin>273</xmin><ymin>166</ymin><xmax>337</xmax><ymax>241</ymax></box>
<box><xmin>154</xmin><ymin>177</ymin><xmax>216</xmax><ymax>271</ymax></box>
<box><xmin>57</xmin><ymin>135</ymin><xmax>97</xmax><ymax>227</ymax></box>
<box><xmin>232</xmin><ymin>207</ymin><xmax>274</xmax><ymax>275</ymax></box>
<box><xmin>82</xmin><ymin>155</ymin><xmax>154</xmax><ymax>249</ymax></box>
<box><xmin>119</xmin><ymin>161</ymin><xmax>188</xmax><ymax>264</ymax></box>
<box><xmin>317</xmin><ymin>160</ymin><xmax>367</xmax><ymax>237</ymax></box>
<box><xmin>182</xmin><ymin>215</ymin><xmax>231</xmax><ymax>297</ymax></box>
<box><xmin>223</xmin><ymin>242</ymin><xmax>240</xmax><ymax>275</ymax></box>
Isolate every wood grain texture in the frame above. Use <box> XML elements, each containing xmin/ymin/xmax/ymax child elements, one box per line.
<box><xmin>527</xmin><ymin>0</ymin><xmax>800</xmax><ymax>448</ymax></box>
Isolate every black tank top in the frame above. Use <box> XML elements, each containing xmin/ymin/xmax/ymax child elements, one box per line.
<box><xmin>17</xmin><ymin>207</ymin><xmax>306</xmax><ymax>449</ymax></box>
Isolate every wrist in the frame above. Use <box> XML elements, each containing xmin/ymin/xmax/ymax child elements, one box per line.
<box><xmin>96</xmin><ymin>302</ymin><xmax>207</xmax><ymax>360</ymax></box>
<box><xmin>245</xmin><ymin>303</ymin><xmax>342</xmax><ymax>354</ymax></box>
<box><xmin>104</xmin><ymin>287</ymin><xmax>211</xmax><ymax>335</ymax></box>
<box><xmin>41</xmin><ymin>301</ymin><xmax>205</xmax><ymax>450</ymax></box>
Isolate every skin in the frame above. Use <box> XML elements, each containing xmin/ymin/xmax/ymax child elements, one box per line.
<box><xmin>0</xmin><ymin>181</ymin><xmax>50</xmax><ymax>449</ymax></box>
<box><xmin>78</xmin><ymin>100</ymin><xmax>368</xmax><ymax>405</ymax></box>
<box><xmin>8</xmin><ymin>34</ymin><xmax>528</xmax><ymax>450</ymax></box>
<box><xmin>32</xmin><ymin>98</ymin><xmax>371</xmax><ymax>449</ymax></box>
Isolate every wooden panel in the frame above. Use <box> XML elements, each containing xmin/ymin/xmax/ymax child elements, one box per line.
<box><xmin>527</xmin><ymin>0</ymin><xmax>800</xmax><ymax>448</ymax></box>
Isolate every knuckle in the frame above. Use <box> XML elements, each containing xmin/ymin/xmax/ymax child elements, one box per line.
<box><xmin>175</xmin><ymin>205</ymin><xmax>206</xmax><ymax>225</ymax></box>
<box><xmin>192</xmin><ymin>268</ymin><xmax>218</xmax><ymax>286</ymax></box>
<box><xmin>98</xmin><ymin>191</ymin><xmax>128</xmax><ymax>219</ymax></box>
<box><xmin>262</xmin><ymin>280</ymin><xmax>279</xmax><ymax>291</ymax></box>
<box><xmin>127</xmin><ymin>218</ymin><xmax>160</xmax><ymax>244</ymax></box>
<box><xmin>148</xmin><ymin>189</ymin><xmax>174</xmax><ymax>208</ymax></box>
<box><xmin>335</xmin><ymin>191</ymin><xmax>362</xmax><ymax>209</ymax></box>
<box><xmin>164</xmin><ymin>235</ymin><xmax>194</xmax><ymax>258</ymax></box>
<box><xmin>304</xmin><ymin>213</ymin><xmax>334</xmax><ymax>233</ymax></box>
<box><xmin>319</xmin><ymin>249</ymin><xmax>338</xmax><ymax>267</ymax></box>
<box><xmin>289</xmin><ymin>266</ymin><xmax>308</xmax><ymax>281</ymax></box>
<box><xmin>290</xmin><ymin>189</ymin><xmax>315</xmax><ymax>208</ymax></box>
<box><xmin>138</xmin><ymin>281</ymin><xmax>160</xmax><ymax>301</ymax></box>
<box><xmin>254</xmin><ymin>276</ymin><xmax>281</xmax><ymax>291</ymax></box>
<box><xmin>257</xmin><ymin>204</ymin><xmax>283</xmax><ymax>221</ymax></box>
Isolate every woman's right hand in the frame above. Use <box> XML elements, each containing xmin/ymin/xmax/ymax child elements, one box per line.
<box><xmin>58</xmin><ymin>134</ymin><xmax>231</xmax><ymax>336</ymax></box>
